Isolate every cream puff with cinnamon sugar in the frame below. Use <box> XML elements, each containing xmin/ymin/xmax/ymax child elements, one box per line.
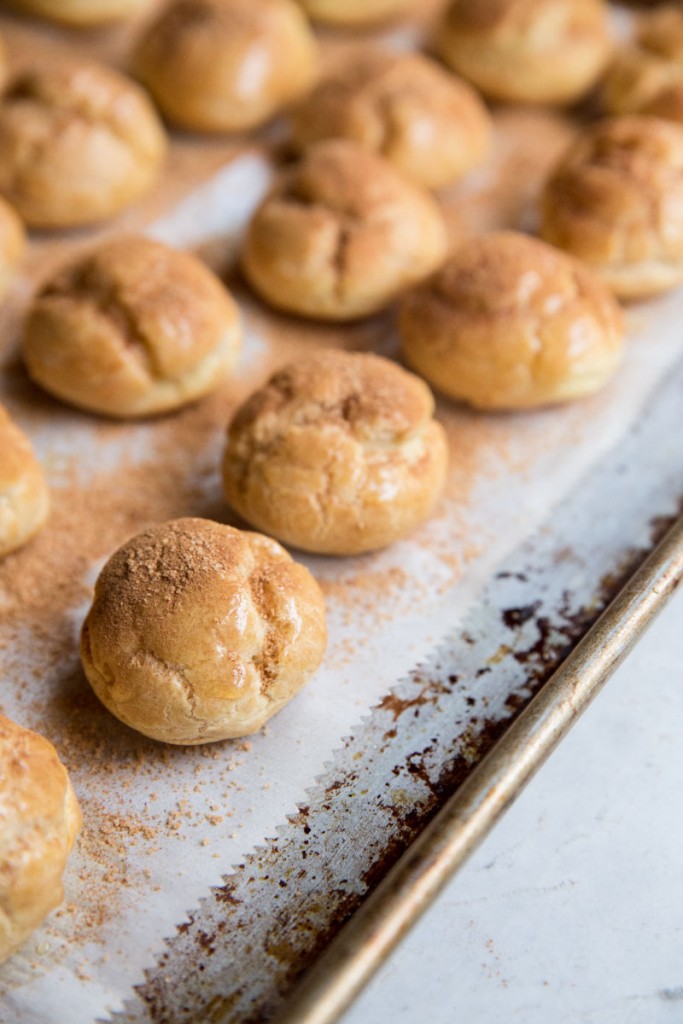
<box><xmin>541</xmin><ymin>115</ymin><xmax>683</xmax><ymax>299</ymax></box>
<box><xmin>400</xmin><ymin>232</ymin><xmax>624</xmax><ymax>411</ymax></box>
<box><xmin>0</xmin><ymin>406</ymin><xmax>49</xmax><ymax>558</ymax></box>
<box><xmin>23</xmin><ymin>236</ymin><xmax>241</xmax><ymax>419</ymax></box>
<box><xmin>133</xmin><ymin>0</ymin><xmax>318</xmax><ymax>134</ymax></box>
<box><xmin>0</xmin><ymin>714</ymin><xmax>82</xmax><ymax>964</ymax></box>
<box><xmin>436</xmin><ymin>0</ymin><xmax>613</xmax><ymax>105</ymax></box>
<box><xmin>81</xmin><ymin>518</ymin><xmax>327</xmax><ymax>744</ymax></box>
<box><xmin>242</xmin><ymin>140</ymin><xmax>447</xmax><ymax>321</ymax></box>
<box><xmin>222</xmin><ymin>351</ymin><xmax>448</xmax><ymax>555</ymax></box>
<box><xmin>0</xmin><ymin>62</ymin><xmax>166</xmax><ymax>229</ymax></box>
<box><xmin>290</xmin><ymin>50</ymin><xmax>491</xmax><ymax>191</ymax></box>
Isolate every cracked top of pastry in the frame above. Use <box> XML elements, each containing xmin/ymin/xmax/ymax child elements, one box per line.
<box><xmin>540</xmin><ymin>115</ymin><xmax>683</xmax><ymax>298</ymax></box>
<box><xmin>242</xmin><ymin>139</ymin><xmax>447</xmax><ymax>321</ymax></box>
<box><xmin>80</xmin><ymin>518</ymin><xmax>327</xmax><ymax>744</ymax></box>
<box><xmin>0</xmin><ymin>62</ymin><xmax>166</xmax><ymax>228</ymax></box>
<box><xmin>222</xmin><ymin>350</ymin><xmax>448</xmax><ymax>555</ymax></box>
<box><xmin>400</xmin><ymin>231</ymin><xmax>623</xmax><ymax>410</ymax></box>
<box><xmin>290</xmin><ymin>50</ymin><xmax>491</xmax><ymax>191</ymax></box>
<box><xmin>22</xmin><ymin>235</ymin><xmax>241</xmax><ymax>418</ymax></box>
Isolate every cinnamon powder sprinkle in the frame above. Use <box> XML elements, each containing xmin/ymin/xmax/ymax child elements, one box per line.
<box><xmin>0</xmin><ymin>3</ymin><xmax>584</xmax><ymax>976</ymax></box>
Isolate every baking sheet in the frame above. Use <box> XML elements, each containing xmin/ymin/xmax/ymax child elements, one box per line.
<box><xmin>0</xmin><ymin>4</ymin><xmax>681</xmax><ymax>1023</ymax></box>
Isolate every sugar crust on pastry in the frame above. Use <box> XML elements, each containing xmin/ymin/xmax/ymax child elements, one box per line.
<box><xmin>22</xmin><ymin>236</ymin><xmax>242</xmax><ymax>419</ymax></box>
<box><xmin>133</xmin><ymin>0</ymin><xmax>318</xmax><ymax>134</ymax></box>
<box><xmin>0</xmin><ymin>406</ymin><xmax>49</xmax><ymax>558</ymax></box>
<box><xmin>81</xmin><ymin>518</ymin><xmax>327</xmax><ymax>744</ymax></box>
<box><xmin>296</xmin><ymin>0</ymin><xmax>413</xmax><ymax>27</ymax></box>
<box><xmin>400</xmin><ymin>232</ymin><xmax>624</xmax><ymax>411</ymax></box>
<box><xmin>436</xmin><ymin>0</ymin><xmax>613</xmax><ymax>105</ymax></box>
<box><xmin>222</xmin><ymin>351</ymin><xmax>448</xmax><ymax>555</ymax></box>
<box><xmin>0</xmin><ymin>714</ymin><xmax>82</xmax><ymax>965</ymax></box>
<box><xmin>540</xmin><ymin>115</ymin><xmax>683</xmax><ymax>299</ymax></box>
<box><xmin>242</xmin><ymin>139</ymin><xmax>447</xmax><ymax>321</ymax></box>
<box><xmin>0</xmin><ymin>63</ymin><xmax>166</xmax><ymax>229</ymax></box>
<box><xmin>290</xmin><ymin>51</ymin><xmax>491</xmax><ymax>191</ymax></box>
<box><xmin>7</xmin><ymin>0</ymin><xmax>146</xmax><ymax>24</ymax></box>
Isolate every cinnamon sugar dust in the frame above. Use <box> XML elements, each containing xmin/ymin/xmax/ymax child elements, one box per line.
<box><xmin>0</xmin><ymin>2</ymin><xmax>598</xmax><ymax>1005</ymax></box>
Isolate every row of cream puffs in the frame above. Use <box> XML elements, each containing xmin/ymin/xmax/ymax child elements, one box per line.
<box><xmin>7</xmin><ymin>1</ymin><xmax>683</xmax><ymax>145</ymax></box>
<box><xmin>2</xmin><ymin>2</ymin><xmax>681</xmax><ymax>232</ymax></box>
<box><xmin>4</xmin><ymin>102</ymin><xmax>683</xmax><ymax>560</ymax></box>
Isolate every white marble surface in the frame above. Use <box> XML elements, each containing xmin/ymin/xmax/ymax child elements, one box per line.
<box><xmin>342</xmin><ymin>584</ymin><xmax>683</xmax><ymax>1024</ymax></box>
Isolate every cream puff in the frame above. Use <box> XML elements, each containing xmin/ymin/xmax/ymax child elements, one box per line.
<box><xmin>436</xmin><ymin>0</ymin><xmax>613</xmax><ymax>105</ymax></box>
<box><xmin>81</xmin><ymin>518</ymin><xmax>327</xmax><ymax>744</ymax></box>
<box><xmin>290</xmin><ymin>51</ymin><xmax>491</xmax><ymax>191</ymax></box>
<box><xmin>22</xmin><ymin>236</ymin><xmax>241</xmax><ymax>418</ymax></box>
<box><xmin>242</xmin><ymin>139</ymin><xmax>447</xmax><ymax>320</ymax></box>
<box><xmin>400</xmin><ymin>231</ymin><xmax>624</xmax><ymax>410</ymax></box>
<box><xmin>541</xmin><ymin>115</ymin><xmax>683</xmax><ymax>298</ymax></box>
<box><xmin>133</xmin><ymin>0</ymin><xmax>318</xmax><ymax>133</ymax></box>
<box><xmin>222</xmin><ymin>350</ymin><xmax>448</xmax><ymax>555</ymax></box>
<box><xmin>0</xmin><ymin>63</ymin><xmax>166</xmax><ymax>229</ymax></box>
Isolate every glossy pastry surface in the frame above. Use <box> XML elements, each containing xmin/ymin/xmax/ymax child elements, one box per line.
<box><xmin>400</xmin><ymin>232</ymin><xmax>624</xmax><ymax>410</ymax></box>
<box><xmin>81</xmin><ymin>518</ymin><xmax>327</xmax><ymax>743</ymax></box>
<box><xmin>134</xmin><ymin>0</ymin><xmax>318</xmax><ymax>133</ymax></box>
